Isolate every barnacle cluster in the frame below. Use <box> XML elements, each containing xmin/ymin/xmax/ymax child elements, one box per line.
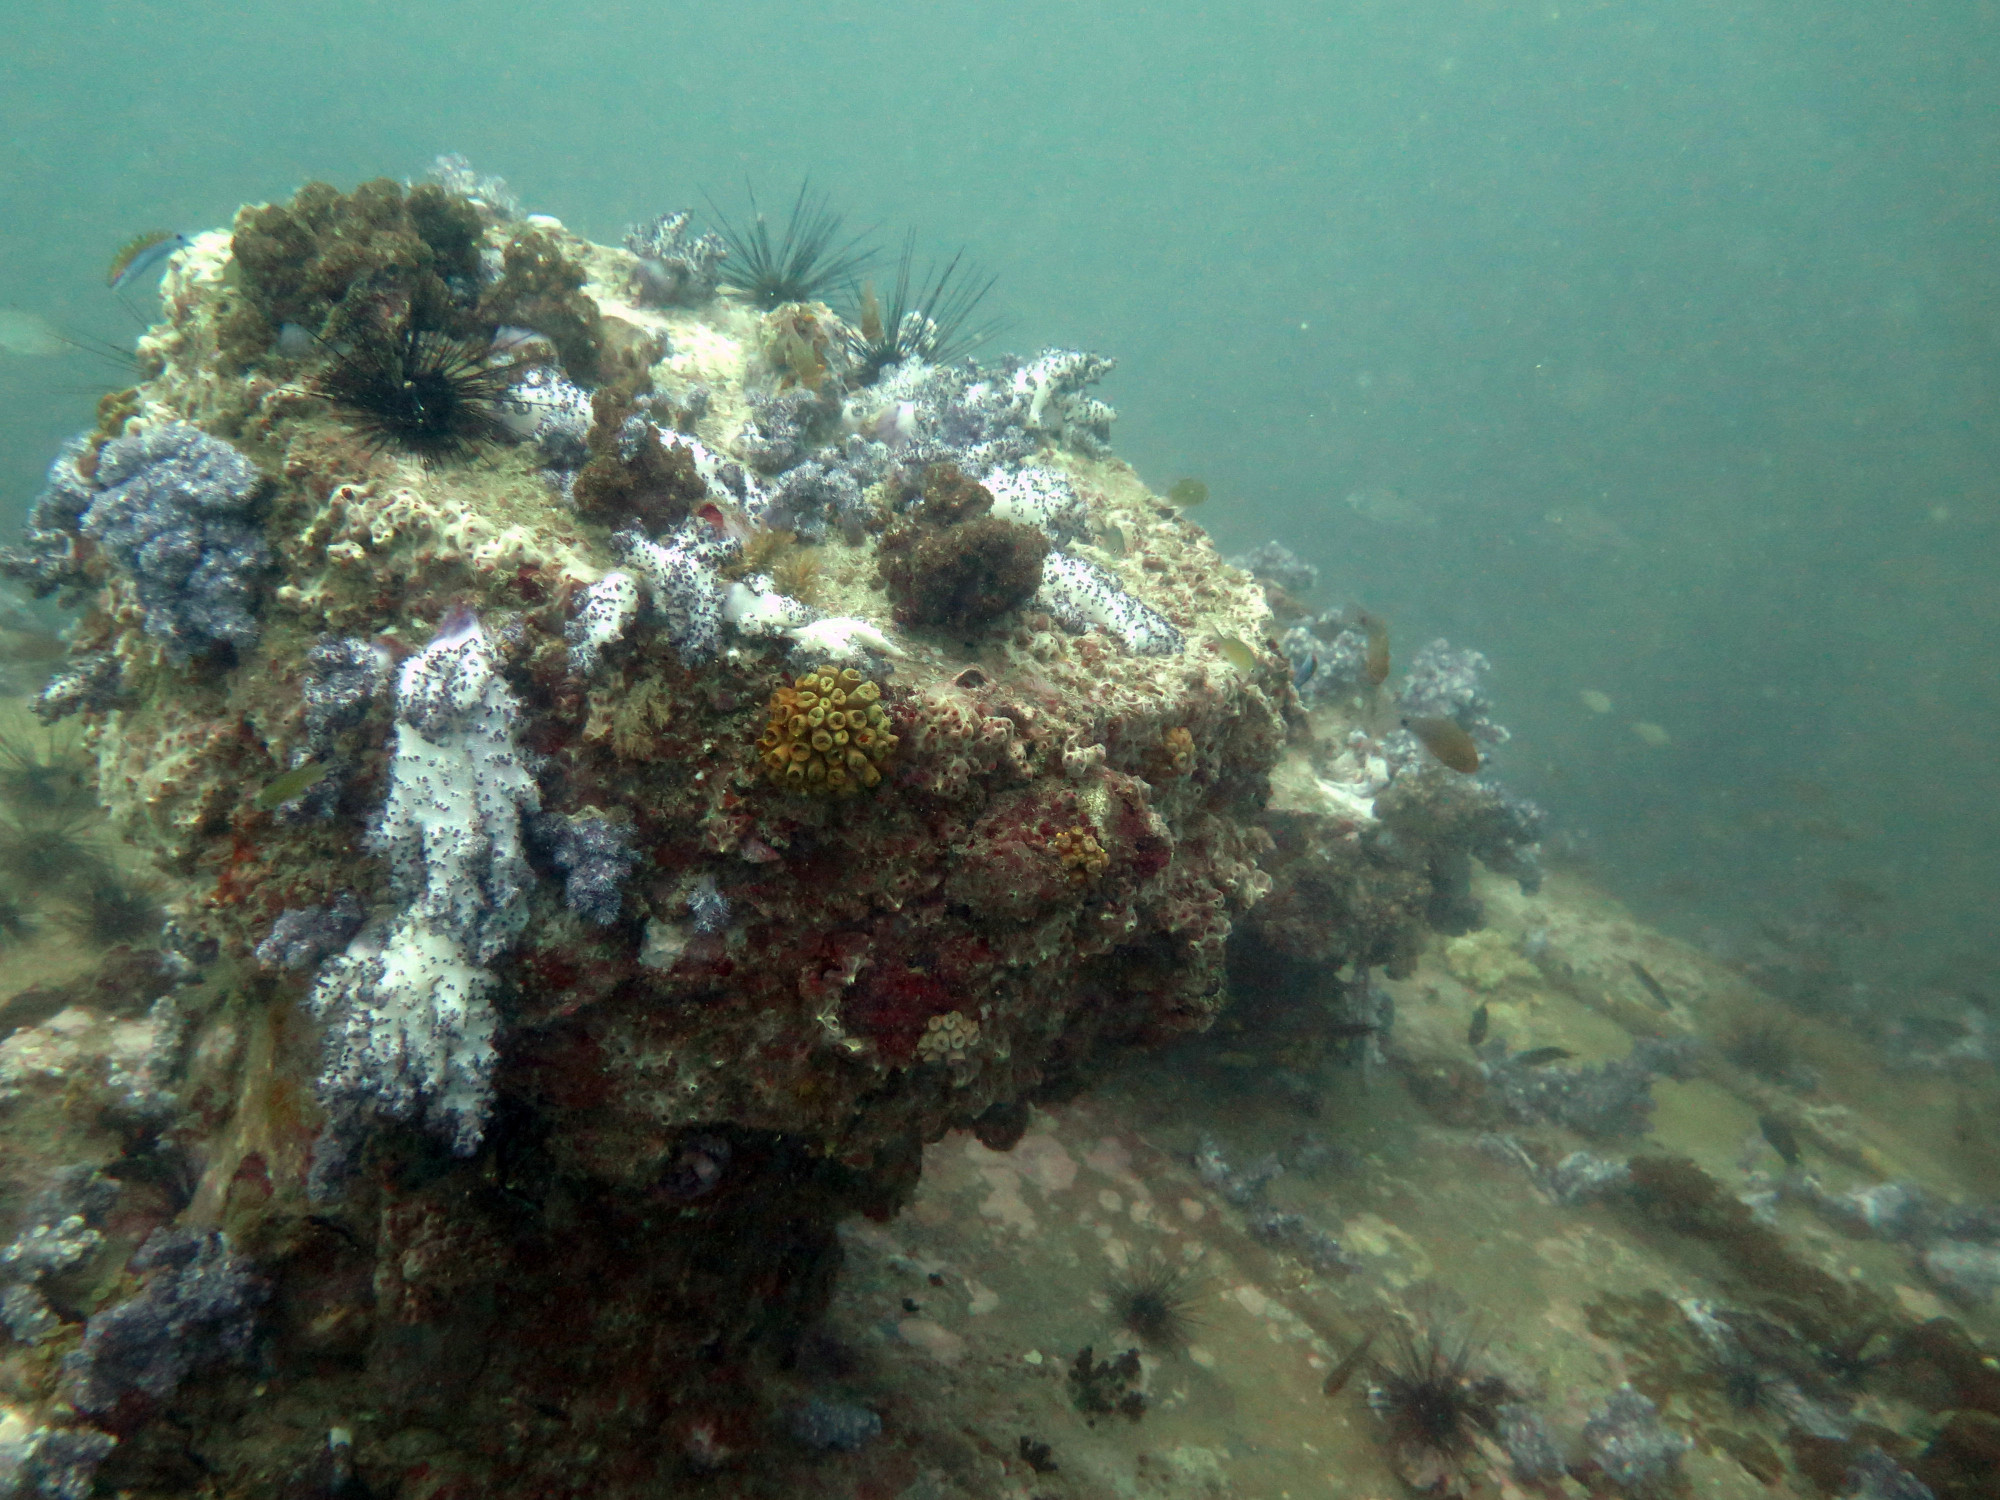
<box><xmin>757</xmin><ymin>667</ymin><xmax>897</xmax><ymax>795</ymax></box>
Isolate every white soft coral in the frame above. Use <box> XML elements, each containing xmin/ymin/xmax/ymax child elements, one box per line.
<box><xmin>307</xmin><ymin>612</ymin><xmax>539</xmax><ymax>1167</ymax></box>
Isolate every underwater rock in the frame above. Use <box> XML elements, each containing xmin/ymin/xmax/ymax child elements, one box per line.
<box><xmin>2</xmin><ymin>181</ymin><xmax>1542</xmax><ymax>1495</ymax></box>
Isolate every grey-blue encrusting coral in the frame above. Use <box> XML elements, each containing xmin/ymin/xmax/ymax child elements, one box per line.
<box><xmin>764</xmin><ymin>440</ymin><xmax>890</xmax><ymax>541</ymax></box>
<box><xmin>624</xmin><ymin>210</ymin><xmax>727</xmax><ymax>306</ymax></box>
<box><xmin>786</xmin><ymin>1397</ymin><xmax>882</xmax><ymax>1453</ymax></box>
<box><xmin>738</xmin><ymin>387</ymin><xmax>839</xmax><ymax>473</ymax></box>
<box><xmin>1482</xmin><ymin>1037</ymin><xmax>1698</xmax><ymax>1140</ymax></box>
<box><xmin>735</xmin><ymin>345</ymin><xmax>1118</xmax><ymax>542</ymax></box>
<box><xmin>61</xmin><ymin>1226</ymin><xmax>265</xmax><ymax>1415</ymax></box>
<box><xmin>0</xmin><ymin>437</ymin><xmax>97</xmax><ymax>597</ymax></box>
<box><xmin>1229</xmin><ymin>540</ymin><xmax>1320</xmax><ymax>597</ymax></box>
<box><xmin>0</xmin><ymin>1424</ymin><xmax>119</xmax><ymax>1500</ymax></box>
<box><xmin>270</xmin><ymin>636</ymin><xmax>391</xmax><ymax>820</ymax></box>
<box><xmin>427</xmin><ymin>152</ymin><xmax>519</xmax><ymax>217</ymax></box>
<box><xmin>1282</xmin><ymin>613</ymin><xmax>1373</xmax><ymax>705</ymax></box>
<box><xmin>0</xmin><ymin>1168</ymin><xmax>119</xmax><ymax>1345</ymax></box>
<box><xmin>1842</xmin><ymin>1447</ymin><xmax>1936</xmax><ymax>1500</ymax></box>
<box><xmin>1392</xmin><ymin>639</ymin><xmax>1508</xmax><ymax>768</ymax></box>
<box><xmin>1245</xmin><ymin>1207</ymin><xmax>1362</xmax><ymax>1273</ymax></box>
<box><xmin>302</xmin><ymin>637</ymin><xmax>388</xmax><ymax>744</ymax></box>
<box><xmin>1580</xmin><ymin>1385</ymin><xmax>1687</xmax><ymax>1492</ymax></box>
<box><xmin>541</xmin><ymin>812</ymin><xmax>638</xmax><ymax>925</ymax></box>
<box><xmin>1192</xmin><ymin>1133</ymin><xmax>1283</xmax><ymax>1206</ymax></box>
<box><xmin>254</xmin><ymin>894</ymin><xmax>365</xmax><ymax>971</ymax></box>
<box><xmin>78</xmin><ymin>423</ymin><xmax>270</xmax><ymax>660</ymax></box>
<box><xmin>1498</xmin><ymin>1403</ymin><xmax>1566</xmax><ymax>1484</ymax></box>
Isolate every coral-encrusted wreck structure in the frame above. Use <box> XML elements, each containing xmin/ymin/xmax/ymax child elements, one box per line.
<box><xmin>0</xmin><ymin>176</ymin><xmax>1539</xmax><ymax>1496</ymax></box>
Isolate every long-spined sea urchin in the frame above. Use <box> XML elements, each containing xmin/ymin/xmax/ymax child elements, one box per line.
<box><xmin>704</xmin><ymin>180</ymin><xmax>877</xmax><ymax>311</ymax></box>
<box><xmin>316</xmin><ymin>322</ymin><xmax>521</xmax><ymax>464</ymax></box>
<box><xmin>1367</xmin><ymin>1312</ymin><xmax>1501</xmax><ymax>1466</ymax></box>
<box><xmin>1105</xmin><ymin>1256</ymin><xmax>1205</xmax><ymax>1354</ymax></box>
<box><xmin>843</xmin><ymin>233</ymin><xmax>1001</xmax><ymax>385</ymax></box>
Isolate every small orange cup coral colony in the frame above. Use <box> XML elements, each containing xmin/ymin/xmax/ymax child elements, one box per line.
<box><xmin>758</xmin><ymin>667</ymin><xmax>899</xmax><ymax>795</ymax></box>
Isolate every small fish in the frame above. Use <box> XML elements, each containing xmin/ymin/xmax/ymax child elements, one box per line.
<box><xmin>1827</xmin><ymin>878</ymin><xmax>1887</xmax><ymax>912</ymax></box>
<box><xmin>1358</xmin><ymin>610</ymin><xmax>1390</xmax><ymax>686</ymax></box>
<box><xmin>1579</xmin><ymin>689</ymin><xmax>1613</xmax><ymax>714</ymax></box>
<box><xmin>1344</xmin><ymin>485</ymin><xmax>1435</xmax><ymax>529</ymax></box>
<box><xmin>1401</xmin><ymin>715</ymin><xmax>1480</xmax><ymax>773</ymax></box>
<box><xmin>256</xmin><ymin>759</ymin><xmax>329</xmax><ymax>810</ymax></box>
<box><xmin>1628</xmin><ymin>960</ymin><xmax>1672</xmax><ymax>1008</ymax></box>
<box><xmin>1166</xmin><ymin>477</ymin><xmax>1209</xmax><ymax>509</ymax></box>
<box><xmin>1758</xmin><ymin>1113</ymin><xmax>1802</xmax><ymax>1166</ymax></box>
<box><xmin>1096</xmin><ymin>522</ymin><xmax>1128</xmax><ymax>557</ymax></box>
<box><xmin>1467</xmin><ymin>1003</ymin><xmax>1489</xmax><ymax>1048</ymax></box>
<box><xmin>1293</xmin><ymin>653</ymin><xmax>1318</xmax><ymax>689</ymax></box>
<box><xmin>1630</xmin><ymin>720</ymin><xmax>1672</xmax><ymax>748</ymax></box>
<box><xmin>0</xmin><ymin>308</ymin><xmax>66</xmax><ymax>358</ymax></box>
<box><xmin>1513</xmin><ymin>1045</ymin><xmax>1574</xmax><ymax>1067</ymax></box>
<box><xmin>107</xmin><ymin>230</ymin><xmax>190</xmax><ymax>293</ymax></box>
<box><xmin>1322</xmin><ymin>1331</ymin><xmax>1376</xmax><ymax>1398</ymax></box>
<box><xmin>1211</xmin><ymin>633</ymin><xmax>1259</xmax><ymax>674</ymax></box>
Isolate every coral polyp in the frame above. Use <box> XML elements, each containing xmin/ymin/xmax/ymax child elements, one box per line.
<box><xmin>757</xmin><ymin>667</ymin><xmax>898</xmax><ymax>795</ymax></box>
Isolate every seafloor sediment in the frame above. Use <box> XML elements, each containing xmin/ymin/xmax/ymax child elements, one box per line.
<box><xmin>0</xmin><ymin>173</ymin><xmax>1991</xmax><ymax>1500</ymax></box>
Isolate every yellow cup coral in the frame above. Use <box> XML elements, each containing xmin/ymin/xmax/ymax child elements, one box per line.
<box><xmin>758</xmin><ymin>666</ymin><xmax>899</xmax><ymax>796</ymax></box>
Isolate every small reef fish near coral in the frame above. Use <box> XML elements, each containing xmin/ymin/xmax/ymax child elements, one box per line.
<box><xmin>0</xmin><ymin>161</ymin><xmax>1991</xmax><ymax>1500</ymax></box>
